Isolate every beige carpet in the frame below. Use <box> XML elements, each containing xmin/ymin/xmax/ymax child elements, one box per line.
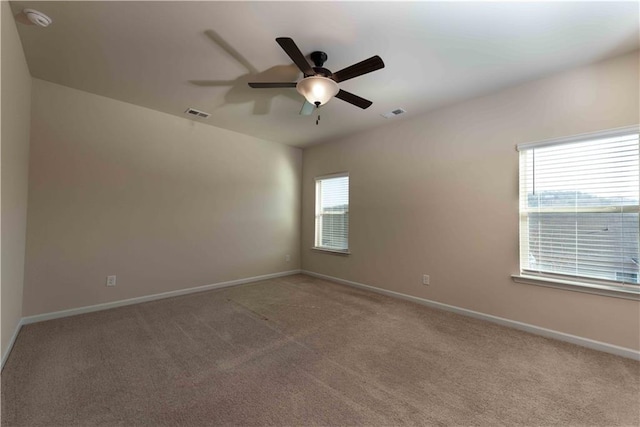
<box><xmin>2</xmin><ymin>274</ymin><xmax>639</xmax><ymax>426</ymax></box>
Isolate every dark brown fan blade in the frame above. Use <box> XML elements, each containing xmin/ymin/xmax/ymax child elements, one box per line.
<box><xmin>335</xmin><ymin>89</ymin><xmax>373</xmax><ymax>109</ymax></box>
<box><xmin>248</xmin><ymin>82</ymin><xmax>297</xmax><ymax>88</ymax></box>
<box><xmin>331</xmin><ymin>56</ymin><xmax>384</xmax><ymax>83</ymax></box>
<box><xmin>276</xmin><ymin>37</ymin><xmax>314</xmax><ymax>76</ymax></box>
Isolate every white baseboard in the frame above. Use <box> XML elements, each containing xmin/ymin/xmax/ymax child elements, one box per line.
<box><xmin>21</xmin><ymin>270</ymin><xmax>301</xmax><ymax>326</ymax></box>
<box><xmin>0</xmin><ymin>270</ymin><xmax>301</xmax><ymax>370</ymax></box>
<box><xmin>6</xmin><ymin>268</ymin><xmax>636</xmax><ymax>368</ymax></box>
<box><xmin>302</xmin><ymin>270</ymin><xmax>640</xmax><ymax>361</ymax></box>
<box><xmin>1</xmin><ymin>318</ymin><xmax>25</xmax><ymax>371</ymax></box>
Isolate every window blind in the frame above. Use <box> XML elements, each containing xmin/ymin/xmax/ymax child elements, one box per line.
<box><xmin>518</xmin><ymin>128</ymin><xmax>639</xmax><ymax>287</ymax></box>
<box><xmin>315</xmin><ymin>173</ymin><xmax>349</xmax><ymax>251</ymax></box>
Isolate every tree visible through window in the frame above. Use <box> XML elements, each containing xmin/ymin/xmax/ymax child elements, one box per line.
<box><xmin>315</xmin><ymin>173</ymin><xmax>349</xmax><ymax>252</ymax></box>
<box><xmin>518</xmin><ymin>128</ymin><xmax>639</xmax><ymax>289</ymax></box>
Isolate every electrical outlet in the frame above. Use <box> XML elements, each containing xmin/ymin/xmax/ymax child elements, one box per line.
<box><xmin>285</xmin><ymin>254</ymin><xmax>291</xmax><ymax>262</ymax></box>
<box><xmin>422</xmin><ymin>274</ymin><xmax>430</xmax><ymax>285</ymax></box>
<box><xmin>106</xmin><ymin>275</ymin><xmax>117</xmax><ymax>287</ymax></box>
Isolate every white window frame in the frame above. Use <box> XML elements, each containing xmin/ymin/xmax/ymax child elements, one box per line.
<box><xmin>313</xmin><ymin>172</ymin><xmax>350</xmax><ymax>255</ymax></box>
<box><xmin>512</xmin><ymin>126</ymin><xmax>640</xmax><ymax>301</ymax></box>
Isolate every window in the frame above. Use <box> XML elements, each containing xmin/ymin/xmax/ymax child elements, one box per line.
<box><xmin>314</xmin><ymin>173</ymin><xmax>349</xmax><ymax>253</ymax></box>
<box><xmin>516</xmin><ymin>126</ymin><xmax>639</xmax><ymax>297</ymax></box>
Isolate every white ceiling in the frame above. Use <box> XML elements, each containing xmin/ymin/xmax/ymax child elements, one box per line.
<box><xmin>10</xmin><ymin>1</ymin><xmax>639</xmax><ymax>147</ymax></box>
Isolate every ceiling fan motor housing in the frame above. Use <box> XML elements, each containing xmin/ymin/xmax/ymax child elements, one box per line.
<box><xmin>310</xmin><ymin>67</ymin><xmax>332</xmax><ymax>78</ymax></box>
<box><xmin>308</xmin><ymin>52</ymin><xmax>331</xmax><ymax>77</ymax></box>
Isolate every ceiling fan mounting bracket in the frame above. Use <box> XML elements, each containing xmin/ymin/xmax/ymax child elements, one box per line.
<box><xmin>310</xmin><ymin>51</ymin><xmax>328</xmax><ymax>68</ymax></box>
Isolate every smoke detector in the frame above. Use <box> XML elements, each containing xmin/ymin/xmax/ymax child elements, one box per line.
<box><xmin>23</xmin><ymin>9</ymin><xmax>53</xmax><ymax>27</ymax></box>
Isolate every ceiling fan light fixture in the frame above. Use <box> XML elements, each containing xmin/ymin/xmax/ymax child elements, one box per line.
<box><xmin>296</xmin><ymin>76</ymin><xmax>339</xmax><ymax>107</ymax></box>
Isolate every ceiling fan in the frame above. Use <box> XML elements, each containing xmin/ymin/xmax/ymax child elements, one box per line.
<box><xmin>248</xmin><ymin>37</ymin><xmax>384</xmax><ymax>115</ymax></box>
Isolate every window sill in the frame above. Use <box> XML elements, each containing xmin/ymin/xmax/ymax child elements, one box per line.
<box><xmin>511</xmin><ymin>274</ymin><xmax>639</xmax><ymax>301</ymax></box>
<box><xmin>311</xmin><ymin>247</ymin><xmax>351</xmax><ymax>256</ymax></box>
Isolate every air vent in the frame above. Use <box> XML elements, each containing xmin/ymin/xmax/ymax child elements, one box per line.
<box><xmin>381</xmin><ymin>108</ymin><xmax>407</xmax><ymax>119</ymax></box>
<box><xmin>185</xmin><ymin>108</ymin><xmax>211</xmax><ymax>119</ymax></box>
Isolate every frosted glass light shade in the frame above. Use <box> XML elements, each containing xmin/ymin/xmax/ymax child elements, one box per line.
<box><xmin>296</xmin><ymin>76</ymin><xmax>339</xmax><ymax>106</ymax></box>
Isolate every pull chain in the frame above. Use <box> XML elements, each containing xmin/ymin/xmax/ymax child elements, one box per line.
<box><xmin>315</xmin><ymin>102</ymin><xmax>321</xmax><ymax>125</ymax></box>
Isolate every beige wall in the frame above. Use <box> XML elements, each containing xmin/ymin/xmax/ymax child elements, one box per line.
<box><xmin>1</xmin><ymin>2</ymin><xmax>32</xmax><ymax>359</ymax></box>
<box><xmin>302</xmin><ymin>51</ymin><xmax>640</xmax><ymax>351</ymax></box>
<box><xmin>23</xmin><ymin>79</ymin><xmax>301</xmax><ymax>316</ymax></box>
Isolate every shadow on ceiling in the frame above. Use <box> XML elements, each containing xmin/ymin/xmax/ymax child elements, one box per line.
<box><xmin>189</xmin><ymin>30</ymin><xmax>303</xmax><ymax>115</ymax></box>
